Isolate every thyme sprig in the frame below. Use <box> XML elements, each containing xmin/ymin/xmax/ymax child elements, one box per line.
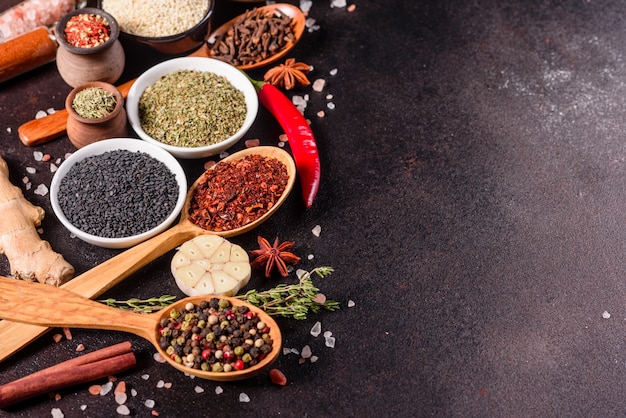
<box><xmin>97</xmin><ymin>267</ymin><xmax>339</xmax><ymax>319</ymax></box>
<box><xmin>234</xmin><ymin>266</ymin><xmax>340</xmax><ymax>320</ymax></box>
<box><xmin>98</xmin><ymin>295</ymin><xmax>177</xmax><ymax>313</ymax></box>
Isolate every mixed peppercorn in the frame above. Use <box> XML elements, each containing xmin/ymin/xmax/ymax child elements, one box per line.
<box><xmin>158</xmin><ymin>298</ymin><xmax>274</xmax><ymax>372</ymax></box>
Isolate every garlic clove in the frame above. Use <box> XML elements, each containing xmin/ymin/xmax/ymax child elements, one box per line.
<box><xmin>194</xmin><ymin>234</ymin><xmax>224</xmax><ymax>258</ymax></box>
<box><xmin>209</xmin><ymin>241</ymin><xmax>232</xmax><ymax>263</ymax></box>
<box><xmin>212</xmin><ymin>270</ymin><xmax>241</xmax><ymax>296</ymax></box>
<box><xmin>174</xmin><ymin>263</ymin><xmax>205</xmax><ymax>288</ymax></box>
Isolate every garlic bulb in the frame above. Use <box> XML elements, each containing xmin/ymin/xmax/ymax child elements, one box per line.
<box><xmin>171</xmin><ymin>235</ymin><xmax>251</xmax><ymax>297</ymax></box>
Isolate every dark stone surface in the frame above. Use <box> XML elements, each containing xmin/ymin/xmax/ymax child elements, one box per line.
<box><xmin>3</xmin><ymin>0</ymin><xmax>626</xmax><ymax>416</ymax></box>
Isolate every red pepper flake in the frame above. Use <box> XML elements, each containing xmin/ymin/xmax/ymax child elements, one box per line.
<box><xmin>188</xmin><ymin>155</ymin><xmax>288</xmax><ymax>232</ymax></box>
<box><xmin>64</xmin><ymin>13</ymin><xmax>111</xmax><ymax>48</ymax></box>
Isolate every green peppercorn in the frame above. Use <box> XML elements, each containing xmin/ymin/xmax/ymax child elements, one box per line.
<box><xmin>212</xmin><ymin>362</ymin><xmax>224</xmax><ymax>372</ymax></box>
<box><xmin>218</xmin><ymin>299</ymin><xmax>230</xmax><ymax>309</ymax></box>
<box><xmin>242</xmin><ymin>353</ymin><xmax>252</xmax><ymax>363</ymax></box>
<box><xmin>234</xmin><ymin>346</ymin><xmax>244</xmax><ymax>357</ymax></box>
<box><xmin>169</xmin><ymin>309</ymin><xmax>181</xmax><ymax>319</ymax></box>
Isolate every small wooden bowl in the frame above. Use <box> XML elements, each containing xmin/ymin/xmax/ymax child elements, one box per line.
<box><xmin>65</xmin><ymin>81</ymin><xmax>128</xmax><ymax>149</ymax></box>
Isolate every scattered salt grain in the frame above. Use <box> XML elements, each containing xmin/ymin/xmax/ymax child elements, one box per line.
<box><xmin>145</xmin><ymin>399</ymin><xmax>156</xmax><ymax>408</ymax></box>
<box><xmin>116</xmin><ymin>405</ymin><xmax>130</xmax><ymax>415</ymax></box>
<box><xmin>25</xmin><ymin>182</ymin><xmax>32</xmax><ymax>190</ymax></box>
<box><xmin>331</xmin><ymin>0</ymin><xmax>347</xmax><ymax>7</ymax></box>
<box><xmin>35</xmin><ymin>110</ymin><xmax>47</xmax><ymax>119</ymax></box>
<box><xmin>300</xmin><ymin>0</ymin><xmax>312</xmax><ymax>13</ymax></box>
<box><xmin>34</xmin><ymin>184</ymin><xmax>48</xmax><ymax>196</ymax></box>
<box><xmin>156</xmin><ymin>380</ymin><xmax>165</xmax><ymax>388</ymax></box>
<box><xmin>603</xmin><ymin>311</ymin><xmax>611</xmax><ymax>319</ymax></box>
<box><xmin>6</xmin><ymin>127</ymin><xmax>11</xmax><ymax>133</ymax></box>
<box><xmin>52</xmin><ymin>333</ymin><xmax>63</xmax><ymax>343</ymax></box>
<box><xmin>114</xmin><ymin>381</ymin><xmax>126</xmax><ymax>394</ymax></box>
<box><xmin>310</xmin><ymin>355</ymin><xmax>319</xmax><ymax>363</ymax></box>
<box><xmin>115</xmin><ymin>392</ymin><xmax>127</xmax><ymax>405</ymax></box>
<box><xmin>26</xmin><ymin>167</ymin><xmax>36</xmax><ymax>174</ymax></box>
<box><xmin>215</xmin><ymin>386</ymin><xmax>223</xmax><ymax>395</ymax></box>
<box><xmin>305</xmin><ymin>17</ymin><xmax>316</xmax><ymax>28</ymax></box>
<box><xmin>22</xmin><ymin>176</ymin><xmax>29</xmax><ymax>184</ymax></box>
<box><xmin>64</xmin><ymin>153</ymin><xmax>73</xmax><ymax>159</ymax></box>
<box><xmin>62</xmin><ymin>328</ymin><xmax>72</xmax><ymax>340</ymax></box>
<box><xmin>327</xmin><ymin>102</ymin><xmax>336</xmax><ymax>110</ymax></box>
<box><xmin>239</xmin><ymin>393</ymin><xmax>250</xmax><ymax>403</ymax></box>
<box><xmin>326</xmin><ymin>94</ymin><xmax>333</xmax><ymax>100</ymax></box>
<box><xmin>50</xmin><ymin>164</ymin><xmax>58</xmax><ymax>173</ymax></box>
<box><xmin>75</xmin><ymin>343</ymin><xmax>85</xmax><ymax>352</ymax></box>
<box><xmin>219</xmin><ymin>151</ymin><xmax>229</xmax><ymax>159</ymax></box>
<box><xmin>245</xmin><ymin>138</ymin><xmax>260</xmax><ymax>148</ymax></box>
<box><xmin>279</xmin><ymin>133</ymin><xmax>288</xmax><ymax>142</ymax></box>
<box><xmin>278</xmin><ymin>141</ymin><xmax>286</xmax><ymax>148</ymax></box>
<box><xmin>153</xmin><ymin>352</ymin><xmax>166</xmax><ymax>363</ymax></box>
<box><xmin>141</xmin><ymin>374</ymin><xmax>150</xmax><ymax>380</ymax></box>
<box><xmin>310</xmin><ymin>321</ymin><xmax>322</xmax><ymax>337</ymax></box>
<box><xmin>293</xmin><ymin>95</ymin><xmax>307</xmax><ymax>108</ymax></box>
<box><xmin>313</xmin><ymin>79</ymin><xmax>326</xmax><ymax>92</ymax></box>
<box><xmin>283</xmin><ymin>347</ymin><xmax>293</xmax><ymax>355</ymax></box>
<box><xmin>348</xmin><ymin>300</ymin><xmax>355</xmax><ymax>308</ymax></box>
<box><xmin>301</xmin><ymin>345</ymin><xmax>312</xmax><ymax>359</ymax></box>
<box><xmin>164</xmin><ymin>382</ymin><xmax>172</xmax><ymax>389</ymax></box>
<box><xmin>330</xmin><ymin>68</ymin><xmax>338</xmax><ymax>76</ymax></box>
<box><xmin>51</xmin><ymin>407</ymin><xmax>64</xmax><ymax>418</ymax></box>
<box><xmin>33</xmin><ymin>151</ymin><xmax>43</xmax><ymax>161</ymax></box>
<box><xmin>80</xmin><ymin>405</ymin><xmax>87</xmax><ymax>411</ymax></box>
<box><xmin>47</xmin><ymin>108</ymin><xmax>55</xmax><ymax>115</ymax></box>
<box><xmin>325</xmin><ymin>335</ymin><xmax>336</xmax><ymax>348</ymax></box>
<box><xmin>131</xmin><ymin>389</ymin><xmax>138</xmax><ymax>397</ymax></box>
<box><xmin>194</xmin><ymin>386</ymin><xmax>205</xmax><ymax>393</ymax></box>
<box><xmin>323</xmin><ymin>331</ymin><xmax>332</xmax><ymax>338</ymax></box>
<box><xmin>317</xmin><ymin>111</ymin><xmax>325</xmax><ymax>118</ymax></box>
<box><xmin>100</xmin><ymin>381</ymin><xmax>113</xmax><ymax>396</ymax></box>
<box><xmin>312</xmin><ymin>224</ymin><xmax>322</xmax><ymax>237</ymax></box>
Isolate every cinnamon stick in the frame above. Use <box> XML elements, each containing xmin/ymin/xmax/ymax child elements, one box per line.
<box><xmin>0</xmin><ymin>341</ymin><xmax>136</xmax><ymax>409</ymax></box>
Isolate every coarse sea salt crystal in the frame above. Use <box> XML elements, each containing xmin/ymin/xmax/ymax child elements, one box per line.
<box><xmin>239</xmin><ymin>393</ymin><xmax>250</xmax><ymax>402</ymax></box>
<box><xmin>312</xmin><ymin>224</ymin><xmax>322</xmax><ymax>237</ymax></box>
<box><xmin>308</xmin><ymin>254</ymin><xmax>315</xmax><ymax>260</ymax></box>
<box><xmin>26</xmin><ymin>167</ymin><xmax>36</xmax><ymax>174</ymax></box>
<box><xmin>115</xmin><ymin>392</ymin><xmax>127</xmax><ymax>405</ymax></box>
<box><xmin>348</xmin><ymin>300</ymin><xmax>356</xmax><ymax>308</ymax></box>
<box><xmin>131</xmin><ymin>389</ymin><xmax>138</xmax><ymax>397</ymax></box>
<box><xmin>34</xmin><ymin>184</ymin><xmax>48</xmax><ymax>196</ymax></box>
<box><xmin>310</xmin><ymin>321</ymin><xmax>322</xmax><ymax>337</ymax></box>
<box><xmin>141</xmin><ymin>374</ymin><xmax>150</xmax><ymax>380</ymax></box>
<box><xmin>330</xmin><ymin>68</ymin><xmax>338</xmax><ymax>76</ymax></box>
<box><xmin>51</xmin><ymin>408</ymin><xmax>64</xmax><ymax>418</ymax></box>
<box><xmin>100</xmin><ymin>381</ymin><xmax>113</xmax><ymax>396</ymax></box>
<box><xmin>35</xmin><ymin>110</ymin><xmax>47</xmax><ymax>119</ymax></box>
<box><xmin>156</xmin><ymin>380</ymin><xmax>165</xmax><ymax>388</ymax></box>
<box><xmin>310</xmin><ymin>355</ymin><xmax>319</xmax><ymax>363</ymax></box>
<box><xmin>80</xmin><ymin>405</ymin><xmax>87</xmax><ymax>411</ymax></box>
<box><xmin>22</xmin><ymin>176</ymin><xmax>29</xmax><ymax>184</ymax></box>
<box><xmin>603</xmin><ymin>311</ymin><xmax>611</xmax><ymax>319</ymax></box>
<box><xmin>215</xmin><ymin>386</ymin><xmax>223</xmax><ymax>395</ymax></box>
<box><xmin>327</xmin><ymin>102</ymin><xmax>336</xmax><ymax>110</ymax></box>
<box><xmin>194</xmin><ymin>386</ymin><xmax>205</xmax><ymax>393</ymax></box>
<box><xmin>313</xmin><ymin>79</ymin><xmax>326</xmax><ymax>92</ymax></box>
<box><xmin>301</xmin><ymin>345</ymin><xmax>312</xmax><ymax>359</ymax></box>
<box><xmin>153</xmin><ymin>352</ymin><xmax>166</xmax><ymax>363</ymax></box>
<box><xmin>33</xmin><ymin>151</ymin><xmax>43</xmax><ymax>161</ymax></box>
<box><xmin>325</xmin><ymin>335</ymin><xmax>336</xmax><ymax>348</ymax></box>
<box><xmin>116</xmin><ymin>405</ymin><xmax>130</xmax><ymax>415</ymax></box>
<box><xmin>6</xmin><ymin>127</ymin><xmax>11</xmax><ymax>133</ymax></box>
<box><xmin>300</xmin><ymin>0</ymin><xmax>312</xmax><ymax>12</ymax></box>
<box><xmin>331</xmin><ymin>0</ymin><xmax>347</xmax><ymax>7</ymax></box>
<box><xmin>145</xmin><ymin>399</ymin><xmax>156</xmax><ymax>408</ymax></box>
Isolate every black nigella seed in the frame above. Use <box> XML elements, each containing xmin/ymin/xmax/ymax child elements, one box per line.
<box><xmin>57</xmin><ymin>149</ymin><xmax>179</xmax><ymax>238</ymax></box>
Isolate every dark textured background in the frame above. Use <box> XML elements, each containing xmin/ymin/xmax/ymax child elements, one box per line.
<box><xmin>3</xmin><ymin>0</ymin><xmax>626</xmax><ymax>416</ymax></box>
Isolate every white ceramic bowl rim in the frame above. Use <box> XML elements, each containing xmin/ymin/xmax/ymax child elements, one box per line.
<box><xmin>126</xmin><ymin>57</ymin><xmax>259</xmax><ymax>159</ymax></box>
<box><xmin>50</xmin><ymin>138</ymin><xmax>188</xmax><ymax>248</ymax></box>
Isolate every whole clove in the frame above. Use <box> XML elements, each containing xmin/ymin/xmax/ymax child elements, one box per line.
<box><xmin>209</xmin><ymin>8</ymin><xmax>295</xmax><ymax>66</ymax></box>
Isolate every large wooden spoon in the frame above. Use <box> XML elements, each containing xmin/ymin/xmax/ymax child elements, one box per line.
<box><xmin>0</xmin><ymin>146</ymin><xmax>295</xmax><ymax>362</ymax></box>
<box><xmin>17</xmin><ymin>3</ymin><xmax>305</xmax><ymax>147</ymax></box>
<box><xmin>0</xmin><ymin>276</ymin><xmax>281</xmax><ymax>381</ymax></box>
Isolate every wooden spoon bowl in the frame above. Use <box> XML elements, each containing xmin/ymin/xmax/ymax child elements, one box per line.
<box><xmin>0</xmin><ymin>276</ymin><xmax>281</xmax><ymax>381</ymax></box>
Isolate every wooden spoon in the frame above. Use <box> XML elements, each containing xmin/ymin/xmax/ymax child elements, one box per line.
<box><xmin>17</xmin><ymin>3</ymin><xmax>305</xmax><ymax>147</ymax></box>
<box><xmin>0</xmin><ymin>276</ymin><xmax>281</xmax><ymax>381</ymax></box>
<box><xmin>0</xmin><ymin>146</ymin><xmax>295</xmax><ymax>362</ymax></box>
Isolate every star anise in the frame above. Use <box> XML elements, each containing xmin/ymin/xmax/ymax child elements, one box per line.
<box><xmin>249</xmin><ymin>236</ymin><xmax>301</xmax><ymax>278</ymax></box>
<box><xmin>263</xmin><ymin>58</ymin><xmax>311</xmax><ymax>90</ymax></box>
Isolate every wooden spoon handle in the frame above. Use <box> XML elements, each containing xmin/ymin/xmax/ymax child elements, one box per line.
<box><xmin>0</xmin><ymin>276</ymin><xmax>156</xmax><ymax>340</ymax></box>
<box><xmin>0</xmin><ymin>221</ymin><xmax>203</xmax><ymax>362</ymax></box>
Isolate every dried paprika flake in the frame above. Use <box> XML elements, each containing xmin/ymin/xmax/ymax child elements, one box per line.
<box><xmin>188</xmin><ymin>155</ymin><xmax>289</xmax><ymax>232</ymax></box>
<box><xmin>64</xmin><ymin>13</ymin><xmax>111</xmax><ymax>48</ymax></box>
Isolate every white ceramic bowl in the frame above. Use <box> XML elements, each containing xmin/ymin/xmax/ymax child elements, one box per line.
<box><xmin>126</xmin><ymin>57</ymin><xmax>258</xmax><ymax>159</ymax></box>
<box><xmin>50</xmin><ymin>138</ymin><xmax>188</xmax><ymax>249</ymax></box>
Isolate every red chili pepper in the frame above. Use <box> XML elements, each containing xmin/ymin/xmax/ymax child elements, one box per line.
<box><xmin>247</xmin><ymin>77</ymin><xmax>321</xmax><ymax>208</ymax></box>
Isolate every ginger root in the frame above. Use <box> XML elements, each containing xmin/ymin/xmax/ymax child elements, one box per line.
<box><xmin>0</xmin><ymin>156</ymin><xmax>74</xmax><ymax>286</ymax></box>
